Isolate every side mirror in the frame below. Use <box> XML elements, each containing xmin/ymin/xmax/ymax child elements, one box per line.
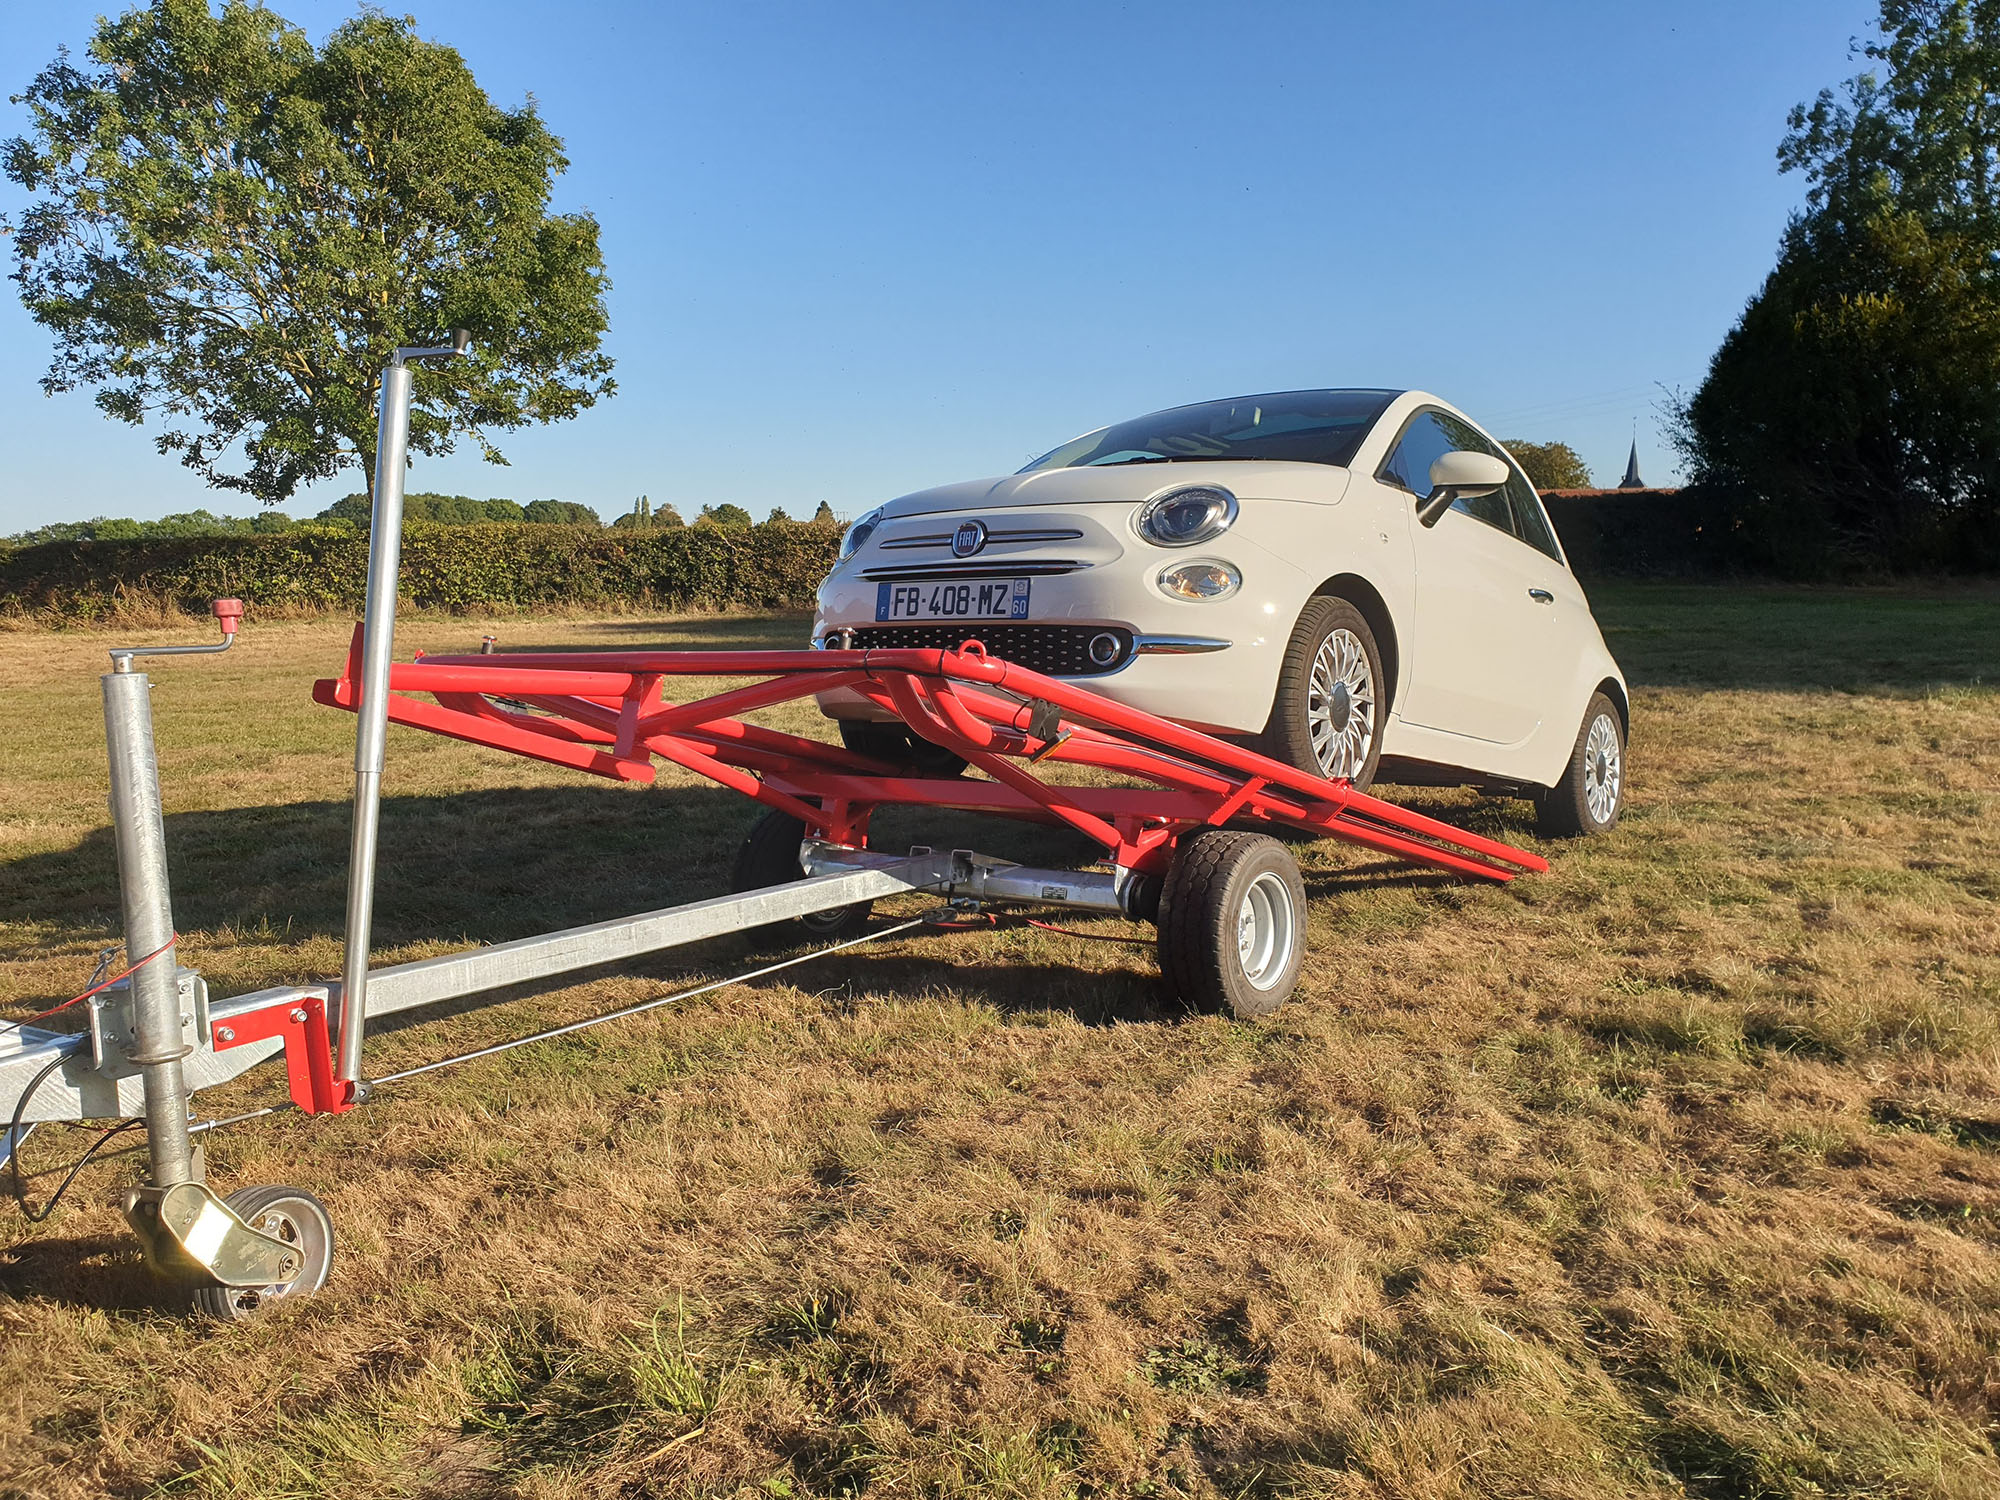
<box><xmin>1417</xmin><ymin>451</ymin><xmax>1510</xmax><ymax>527</ymax></box>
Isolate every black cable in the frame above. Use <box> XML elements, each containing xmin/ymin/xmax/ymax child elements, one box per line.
<box><xmin>9</xmin><ymin>1050</ymin><xmax>149</xmax><ymax>1223</ymax></box>
<box><xmin>13</xmin><ymin>1121</ymin><xmax>143</xmax><ymax>1224</ymax></box>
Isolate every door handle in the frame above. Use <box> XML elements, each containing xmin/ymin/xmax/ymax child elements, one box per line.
<box><xmin>1528</xmin><ymin>588</ymin><xmax>1554</xmax><ymax>604</ymax></box>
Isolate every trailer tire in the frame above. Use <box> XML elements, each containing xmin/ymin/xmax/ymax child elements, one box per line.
<box><xmin>837</xmin><ymin>719</ymin><xmax>967</xmax><ymax>778</ymax></box>
<box><xmin>1156</xmin><ymin>830</ymin><xmax>1307</xmax><ymax>1018</ymax></box>
<box><xmin>191</xmin><ymin>1184</ymin><xmax>334</xmax><ymax>1322</ymax></box>
<box><xmin>1258</xmin><ymin>596</ymin><xmax>1385</xmax><ymax>788</ymax></box>
<box><xmin>732</xmin><ymin>808</ymin><xmax>874</xmax><ymax>946</ymax></box>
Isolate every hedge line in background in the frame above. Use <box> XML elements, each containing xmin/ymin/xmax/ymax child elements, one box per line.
<box><xmin>0</xmin><ymin>492</ymin><xmax>1828</xmax><ymax>621</ymax></box>
<box><xmin>0</xmin><ymin>519</ymin><xmax>846</xmax><ymax>619</ymax></box>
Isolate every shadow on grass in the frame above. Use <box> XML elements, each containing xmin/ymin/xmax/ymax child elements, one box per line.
<box><xmin>0</xmin><ymin>1230</ymin><xmax>186</xmax><ymax>1315</ymax></box>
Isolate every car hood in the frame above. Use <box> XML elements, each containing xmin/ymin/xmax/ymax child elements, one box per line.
<box><xmin>878</xmin><ymin>461</ymin><xmax>1350</xmax><ymax>518</ymax></box>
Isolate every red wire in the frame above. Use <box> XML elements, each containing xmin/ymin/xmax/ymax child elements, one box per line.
<box><xmin>0</xmin><ymin>934</ymin><xmax>179</xmax><ymax>1039</ymax></box>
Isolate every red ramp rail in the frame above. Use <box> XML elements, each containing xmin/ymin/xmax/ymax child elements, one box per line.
<box><xmin>313</xmin><ymin>634</ymin><xmax>1546</xmax><ymax>883</ymax></box>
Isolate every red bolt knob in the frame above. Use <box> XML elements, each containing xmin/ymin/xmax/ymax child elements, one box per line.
<box><xmin>212</xmin><ymin>598</ymin><xmax>245</xmax><ymax>636</ymax></box>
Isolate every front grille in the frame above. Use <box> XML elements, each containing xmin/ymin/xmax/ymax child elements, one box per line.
<box><xmin>849</xmin><ymin>624</ymin><xmax>1133</xmax><ymax>676</ymax></box>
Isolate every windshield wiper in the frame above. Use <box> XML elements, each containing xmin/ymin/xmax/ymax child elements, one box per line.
<box><xmin>1093</xmin><ymin>453</ymin><xmax>1239</xmax><ymax>466</ymax></box>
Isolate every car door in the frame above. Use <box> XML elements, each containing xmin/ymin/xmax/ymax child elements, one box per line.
<box><xmin>1381</xmin><ymin>410</ymin><xmax>1571</xmax><ymax>747</ymax></box>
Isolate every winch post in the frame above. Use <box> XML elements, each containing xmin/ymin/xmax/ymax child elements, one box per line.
<box><xmin>337</xmin><ymin>332</ymin><xmax>470</xmax><ymax>1092</ymax></box>
<box><xmin>100</xmin><ymin>667</ymin><xmax>195</xmax><ymax>1187</ymax></box>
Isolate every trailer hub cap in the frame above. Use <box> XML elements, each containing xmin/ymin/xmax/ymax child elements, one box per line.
<box><xmin>1307</xmin><ymin>628</ymin><xmax>1375</xmax><ymax>780</ymax></box>
<box><xmin>1236</xmin><ymin>871</ymin><xmax>1298</xmax><ymax>990</ymax></box>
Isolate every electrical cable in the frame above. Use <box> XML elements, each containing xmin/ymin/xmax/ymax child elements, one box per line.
<box><xmin>0</xmin><ymin>934</ymin><xmax>179</xmax><ymax>1041</ymax></box>
<box><xmin>6</xmin><ymin>1051</ymin><xmax>148</xmax><ymax>1223</ymax></box>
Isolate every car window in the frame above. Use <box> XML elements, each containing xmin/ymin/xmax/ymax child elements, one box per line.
<box><xmin>1503</xmin><ymin>471</ymin><xmax>1563</xmax><ymax>561</ymax></box>
<box><xmin>1379</xmin><ymin>410</ymin><xmax>1517</xmax><ymax>537</ymax></box>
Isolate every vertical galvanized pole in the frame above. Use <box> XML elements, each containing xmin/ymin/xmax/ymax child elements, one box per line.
<box><xmin>335</xmin><ymin>359</ymin><xmax>415</xmax><ymax>1089</ymax></box>
<box><xmin>101</xmin><ymin>667</ymin><xmax>195</xmax><ymax>1186</ymax></box>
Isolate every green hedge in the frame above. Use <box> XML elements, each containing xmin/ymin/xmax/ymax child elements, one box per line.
<box><xmin>0</xmin><ymin>520</ymin><xmax>845</xmax><ymax>620</ymax></box>
<box><xmin>1542</xmin><ymin>489</ymin><xmax>1754</xmax><ymax>579</ymax></box>
<box><xmin>0</xmin><ymin>492</ymin><xmax>1829</xmax><ymax>622</ymax></box>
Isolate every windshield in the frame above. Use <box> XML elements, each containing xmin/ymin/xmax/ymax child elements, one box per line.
<box><xmin>1020</xmin><ymin>389</ymin><xmax>1399</xmax><ymax>472</ymax></box>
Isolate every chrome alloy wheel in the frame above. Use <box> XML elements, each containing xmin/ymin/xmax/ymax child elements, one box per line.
<box><xmin>1235</xmin><ymin>870</ymin><xmax>1299</xmax><ymax>992</ymax></box>
<box><xmin>1306</xmin><ymin>627</ymin><xmax>1376</xmax><ymax>779</ymax></box>
<box><xmin>1583</xmin><ymin>712</ymin><xmax>1622</xmax><ymax>826</ymax></box>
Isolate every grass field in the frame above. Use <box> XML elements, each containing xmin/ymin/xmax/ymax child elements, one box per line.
<box><xmin>2</xmin><ymin>582</ymin><xmax>1997</xmax><ymax>1500</ymax></box>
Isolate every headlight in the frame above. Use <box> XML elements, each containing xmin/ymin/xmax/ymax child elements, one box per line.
<box><xmin>1135</xmin><ymin>485</ymin><xmax>1237</xmax><ymax>547</ymax></box>
<box><xmin>1156</xmin><ymin>559</ymin><xmax>1241</xmax><ymax>601</ymax></box>
<box><xmin>839</xmin><ymin>506</ymin><xmax>885</xmax><ymax>560</ymax></box>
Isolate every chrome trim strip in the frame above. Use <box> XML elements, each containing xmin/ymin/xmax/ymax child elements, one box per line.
<box><xmin>879</xmin><ymin>527</ymin><xmax>1085</xmax><ymax>551</ymax></box>
<box><xmin>1132</xmin><ymin>635</ymin><xmax>1231</xmax><ymax>655</ymax></box>
<box><xmin>860</xmin><ymin>560</ymin><xmax>1089</xmax><ymax>581</ymax></box>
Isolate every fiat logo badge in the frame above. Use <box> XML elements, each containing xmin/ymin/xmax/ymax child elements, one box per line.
<box><xmin>952</xmin><ymin>520</ymin><xmax>987</xmax><ymax>558</ymax></box>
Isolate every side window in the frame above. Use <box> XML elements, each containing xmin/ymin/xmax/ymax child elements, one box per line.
<box><xmin>1430</xmin><ymin>411</ymin><xmax>1517</xmax><ymax>536</ymax></box>
<box><xmin>1379</xmin><ymin>412</ymin><xmax>1456</xmax><ymax>499</ymax></box>
<box><xmin>1504</xmin><ymin>473</ymin><xmax>1563</xmax><ymax>562</ymax></box>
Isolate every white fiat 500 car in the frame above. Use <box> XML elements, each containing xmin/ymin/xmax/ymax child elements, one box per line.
<box><xmin>812</xmin><ymin>388</ymin><xmax>1628</xmax><ymax>836</ymax></box>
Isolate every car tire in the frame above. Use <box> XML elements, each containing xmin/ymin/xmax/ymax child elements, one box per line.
<box><xmin>1155</xmin><ymin>830</ymin><xmax>1307</xmax><ymax>1019</ymax></box>
<box><xmin>1535</xmin><ymin>692</ymin><xmax>1625</xmax><ymax>838</ymax></box>
<box><xmin>731</xmin><ymin>808</ymin><xmax>873</xmax><ymax>946</ymax></box>
<box><xmin>836</xmin><ymin>719</ymin><xmax>967</xmax><ymax>778</ymax></box>
<box><xmin>1258</xmin><ymin>596</ymin><xmax>1386</xmax><ymax>788</ymax></box>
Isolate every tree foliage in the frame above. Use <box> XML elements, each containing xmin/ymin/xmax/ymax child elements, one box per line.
<box><xmin>698</xmin><ymin>503</ymin><xmax>754</xmax><ymax>528</ymax></box>
<box><xmin>4</xmin><ymin>0</ymin><xmax>614</xmax><ymax>505</ymax></box>
<box><xmin>1676</xmin><ymin>0</ymin><xmax>2000</xmax><ymax>571</ymax></box>
<box><xmin>1501</xmin><ymin>440</ymin><xmax>1594</xmax><ymax>491</ymax></box>
<box><xmin>315</xmin><ymin>492</ymin><xmax>599</xmax><ymax>527</ymax></box>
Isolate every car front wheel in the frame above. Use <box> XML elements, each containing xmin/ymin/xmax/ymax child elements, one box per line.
<box><xmin>1536</xmin><ymin>692</ymin><xmax>1625</xmax><ymax>837</ymax></box>
<box><xmin>1258</xmin><ymin>596</ymin><xmax>1385</xmax><ymax>787</ymax></box>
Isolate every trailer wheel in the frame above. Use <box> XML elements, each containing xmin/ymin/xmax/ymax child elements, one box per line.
<box><xmin>732</xmin><ymin>808</ymin><xmax>874</xmax><ymax>945</ymax></box>
<box><xmin>837</xmin><ymin>719</ymin><xmax>967</xmax><ymax>778</ymax></box>
<box><xmin>1156</xmin><ymin>830</ymin><xmax>1307</xmax><ymax>1018</ymax></box>
<box><xmin>191</xmin><ymin>1184</ymin><xmax>334</xmax><ymax>1322</ymax></box>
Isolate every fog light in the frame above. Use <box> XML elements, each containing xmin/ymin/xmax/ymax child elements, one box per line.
<box><xmin>1088</xmin><ymin>631</ymin><xmax>1123</xmax><ymax>667</ymax></box>
<box><xmin>1156</xmin><ymin>559</ymin><xmax>1241</xmax><ymax>601</ymax></box>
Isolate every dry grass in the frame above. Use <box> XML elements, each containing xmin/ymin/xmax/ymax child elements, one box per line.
<box><xmin>1</xmin><ymin>583</ymin><xmax>1997</xmax><ymax>1499</ymax></box>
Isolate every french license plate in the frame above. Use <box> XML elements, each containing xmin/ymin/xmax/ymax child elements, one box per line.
<box><xmin>875</xmin><ymin>578</ymin><xmax>1031</xmax><ymax>622</ymax></box>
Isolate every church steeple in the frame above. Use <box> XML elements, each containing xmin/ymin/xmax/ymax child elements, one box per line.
<box><xmin>1619</xmin><ymin>438</ymin><xmax>1644</xmax><ymax>489</ymax></box>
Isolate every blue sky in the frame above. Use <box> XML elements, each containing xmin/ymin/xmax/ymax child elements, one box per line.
<box><xmin>0</xmin><ymin>0</ymin><xmax>1881</xmax><ymax>531</ymax></box>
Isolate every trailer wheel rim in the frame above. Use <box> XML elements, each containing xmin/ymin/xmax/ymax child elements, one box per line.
<box><xmin>1307</xmin><ymin>627</ymin><xmax>1375</xmax><ymax>780</ymax></box>
<box><xmin>216</xmin><ymin>1200</ymin><xmax>326</xmax><ymax>1317</ymax></box>
<box><xmin>1236</xmin><ymin>871</ymin><xmax>1297</xmax><ymax>991</ymax></box>
<box><xmin>1583</xmin><ymin>713</ymin><xmax>1621</xmax><ymax>825</ymax></box>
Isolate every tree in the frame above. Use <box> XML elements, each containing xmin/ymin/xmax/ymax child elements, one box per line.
<box><xmin>4</xmin><ymin>0</ymin><xmax>614</xmax><ymax>506</ymax></box>
<box><xmin>812</xmin><ymin>500</ymin><xmax>837</xmax><ymax>524</ymax></box>
<box><xmin>697</xmin><ymin>503</ymin><xmax>753</xmax><ymax>528</ymax></box>
<box><xmin>1501</xmin><ymin>440</ymin><xmax>1593</xmax><ymax>491</ymax></box>
<box><xmin>521</xmin><ymin>499</ymin><xmax>599</xmax><ymax>525</ymax></box>
<box><xmin>1674</xmin><ymin>0</ymin><xmax>2000</xmax><ymax>571</ymax></box>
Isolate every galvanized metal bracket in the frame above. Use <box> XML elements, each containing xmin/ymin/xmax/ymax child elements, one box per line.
<box><xmin>121</xmin><ymin>1180</ymin><xmax>303</xmax><ymax>1288</ymax></box>
<box><xmin>87</xmin><ymin>968</ymin><xmax>207</xmax><ymax>1075</ymax></box>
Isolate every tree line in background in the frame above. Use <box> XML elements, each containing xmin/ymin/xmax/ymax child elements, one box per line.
<box><xmin>6</xmin><ymin>494</ymin><xmax>845</xmax><ymax>545</ymax></box>
<box><xmin>1674</xmin><ymin>0</ymin><xmax>2000</xmax><ymax>573</ymax></box>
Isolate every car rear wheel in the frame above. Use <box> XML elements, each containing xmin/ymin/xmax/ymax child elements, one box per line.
<box><xmin>1259</xmin><ymin>597</ymin><xmax>1385</xmax><ymax>788</ymax></box>
<box><xmin>836</xmin><ymin>719</ymin><xmax>967</xmax><ymax>778</ymax></box>
<box><xmin>1535</xmin><ymin>692</ymin><xmax>1625</xmax><ymax>837</ymax></box>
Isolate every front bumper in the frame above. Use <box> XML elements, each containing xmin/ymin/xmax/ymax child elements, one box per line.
<box><xmin>811</xmin><ymin>514</ymin><xmax>1298</xmax><ymax>734</ymax></box>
